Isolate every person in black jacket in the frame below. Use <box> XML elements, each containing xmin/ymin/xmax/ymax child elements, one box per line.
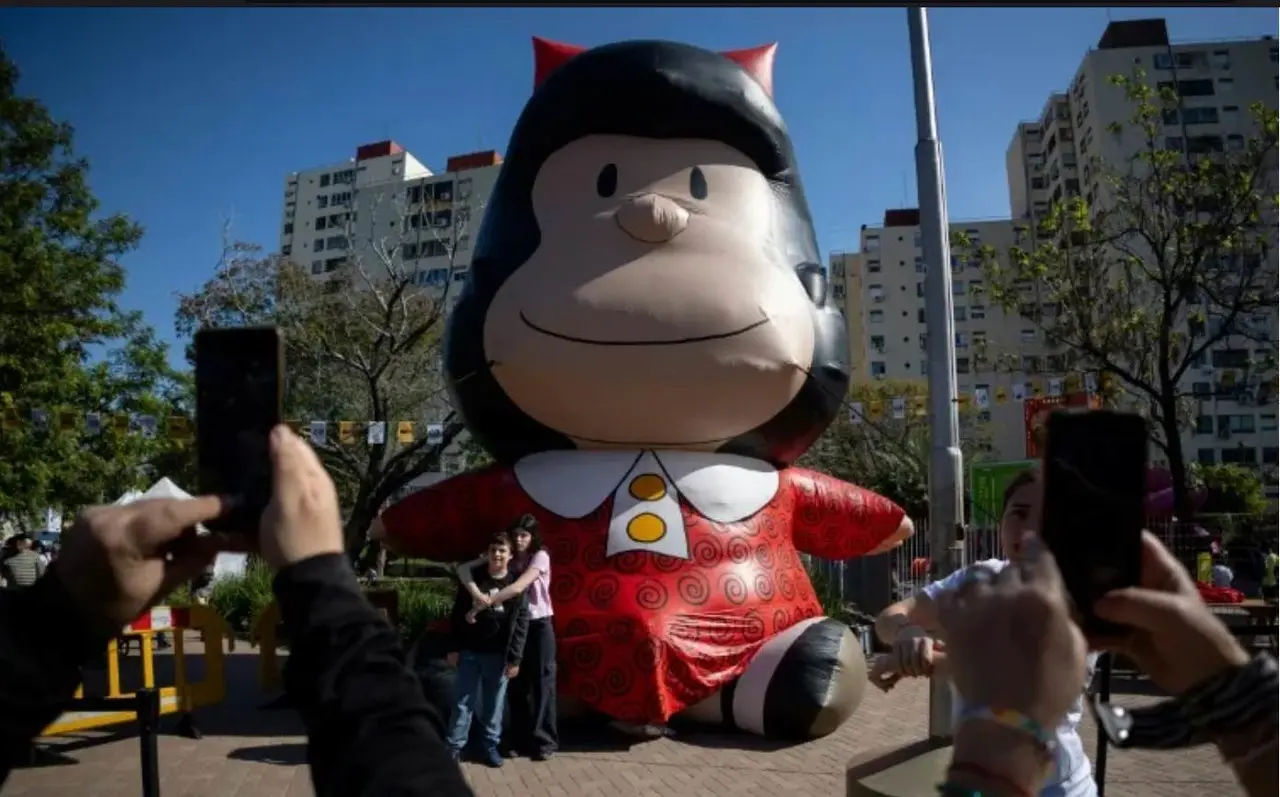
<box><xmin>445</xmin><ymin>532</ymin><xmax>529</xmax><ymax>767</ymax></box>
<box><xmin>0</xmin><ymin>425</ymin><xmax>473</xmax><ymax>797</ymax></box>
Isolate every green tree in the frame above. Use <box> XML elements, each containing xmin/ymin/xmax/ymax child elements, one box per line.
<box><xmin>176</xmin><ymin>180</ymin><xmax>477</xmax><ymax>554</ymax></box>
<box><xmin>958</xmin><ymin>68</ymin><xmax>1279</xmax><ymax>519</ymax></box>
<box><xmin>1192</xmin><ymin>462</ymin><xmax>1268</xmax><ymax>516</ymax></box>
<box><xmin>798</xmin><ymin>380</ymin><xmax>992</xmax><ymax>519</ymax></box>
<box><xmin>0</xmin><ymin>46</ymin><xmax>184</xmax><ymax>521</ymax></box>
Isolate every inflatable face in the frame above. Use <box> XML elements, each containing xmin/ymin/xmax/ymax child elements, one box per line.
<box><xmin>385</xmin><ymin>38</ymin><xmax>911</xmax><ymax>743</ymax></box>
<box><xmin>446</xmin><ymin>38</ymin><xmax>850</xmax><ymax>466</ymax></box>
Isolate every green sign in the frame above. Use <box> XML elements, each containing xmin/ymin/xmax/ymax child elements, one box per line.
<box><xmin>969</xmin><ymin>460</ymin><xmax>1035</xmax><ymax>529</ymax></box>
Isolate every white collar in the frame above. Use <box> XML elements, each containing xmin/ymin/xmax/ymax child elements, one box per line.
<box><xmin>513</xmin><ymin>450</ymin><xmax>780</xmax><ymax>523</ymax></box>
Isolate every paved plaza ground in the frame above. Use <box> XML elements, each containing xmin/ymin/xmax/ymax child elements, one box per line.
<box><xmin>3</xmin><ymin>637</ymin><xmax>1236</xmax><ymax>797</ymax></box>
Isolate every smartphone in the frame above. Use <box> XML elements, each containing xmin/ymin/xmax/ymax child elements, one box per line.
<box><xmin>195</xmin><ymin>326</ymin><xmax>285</xmax><ymax>533</ymax></box>
<box><xmin>1040</xmin><ymin>408</ymin><xmax>1146</xmax><ymax>637</ymax></box>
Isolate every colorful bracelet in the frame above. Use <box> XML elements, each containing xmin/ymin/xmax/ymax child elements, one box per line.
<box><xmin>957</xmin><ymin>705</ymin><xmax>1056</xmax><ymax>752</ymax></box>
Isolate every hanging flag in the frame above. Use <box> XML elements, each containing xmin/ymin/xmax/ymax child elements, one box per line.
<box><xmin>848</xmin><ymin>402</ymin><xmax>863</xmax><ymax>424</ymax></box>
<box><xmin>1100</xmin><ymin>373</ymin><xmax>1114</xmax><ymax>391</ymax></box>
<box><xmin>85</xmin><ymin>412</ymin><xmax>102</xmax><ymax>435</ymax></box>
<box><xmin>57</xmin><ymin>411</ymin><xmax>78</xmax><ymax>432</ymax></box>
<box><xmin>309</xmin><ymin>421</ymin><xmax>327</xmax><ymax>446</ymax></box>
<box><xmin>1030</xmin><ymin>379</ymin><xmax>1044</xmax><ymax>398</ymax></box>
<box><xmin>2</xmin><ymin>408</ymin><xmax>20</xmax><ymax>430</ymax></box>
<box><xmin>367</xmin><ymin>421</ymin><xmax>386</xmax><ymax>445</ymax></box>
<box><xmin>1048</xmin><ymin>377</ymin><xmax>1064</xmax><ymax>397</ymax></box>
<box><xmin>1084</xmin><ymin>373</ymin><xmax>1098</xmax><ymax>394</ymax></box>
<box><xmin>867</xmin><ymin>400</ymin><xmax>883</xmax><ymax>420</ymax></box>
<box><xmin>426</xmin><ymin>423</ymin><xmax>444</xmax><ymax>446</ymax></box>
<box><xmin>167</xmin><ymin>416</ymin><xmax>190</xmax><ymax>439</ymax></box>
<box><xmin>1065</xmin><ymin>373</ymin><xmax>1082</xmax><ymax>393</ymax></box>
<box><xmin>911</xmin><ymin>395</ymin><xmax>927</xmax><ymax>416</ymax></box>
<box><xmin>338</xmin><ymin>421</ymin><xmax>356</xmax><ymax>445</ymax></box>
<box><xmin>974</xmin><ymin>387</ymin><xmax>990</xmax><ymax>410</ymax></box>
<box><xmin>138</xmin><ymin>415</ymin><xmax>157</xmax><ymax>438</ymax></box>
<box><xmin>891</xmin><ymin>397</ymin><xmax>906</xmax><ymax>420</ymax></box>
<box><xmin>956</xmin><ymin>394</ymin><xmax>971</xmax><ymax>410</ymax></box>
<box><xmin>995</xmin><ymin>386</ymin><xmax>1009</xmax><ymax>404</ymax></box>
<box><xmin>111</xmin><ymin>414</ymin><xmax>131</xmax><ymax>434</ymax></box>
<box><xmin>1012</xmin><ymin>383</ymin><xmax>1026</xmax><ymax>402</ymax></box>
<box><xmin>396</xmin><ymin>421</ymin><xmax>415</xmax><ymax>443</ymax></box>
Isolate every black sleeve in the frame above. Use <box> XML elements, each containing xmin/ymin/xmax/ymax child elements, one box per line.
<box><xmin>0</xmin><ymin>567</ymin><xmax>113</xmax><ymax>783</ymax></box>
<box><xmin>505</xmin><ymin>594</ymin><xmax>530</xmax><ymax>667</ymax></box>
<box><xmin>275</xmin><ymin>553</ymin><xmax>473</xmax><ymax>797</ymax></box>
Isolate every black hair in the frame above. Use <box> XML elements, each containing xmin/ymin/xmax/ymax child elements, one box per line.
<box><xmin>1001</xmin><ymin>468</ymin><xmax>1039</xmax><ymax>512</ymax></box>
<box><xmin>507</xmin><ymin>513</ymin><xmax>543</xmax><ymax>554</ymax></box>
<box><xmin>444</xmin><ymin>39</ymin><xmax>850</xmax><ymax>467</ymax></box>
<box><xmin>487</xmin><ymin>532</ymin><xmax>513</xmax><ymax>551</ymax></box>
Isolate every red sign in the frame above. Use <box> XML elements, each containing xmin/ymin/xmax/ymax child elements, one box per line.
<box><xmin>1024</xmin><ymin>392</ymin><xmax>1102</xmax><ymax>458</ymax></box>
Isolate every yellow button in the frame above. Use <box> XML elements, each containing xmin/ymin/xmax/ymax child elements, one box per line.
<box><xmin>628</xmin><ymin>473</ymin><xmax>667</xmax><ymax>501</ymax></box>
<box><xmin>626</xmin><ymin>513</ymin><xmax>666</xmax><ymax>543</ymax></box>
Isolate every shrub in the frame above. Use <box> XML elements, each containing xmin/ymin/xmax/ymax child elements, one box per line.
<box><xmin>208</xmin><ymin>557</ymin><xmax>276</xmax><ymax>634</ymax></box>
<box><xmin>386</xmin><ymin>578</ymin><xmax>456</xmax><ymax>641</ymax></box>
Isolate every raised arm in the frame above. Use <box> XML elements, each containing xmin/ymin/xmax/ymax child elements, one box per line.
<box><xmin>455</xmin><ymin>557</ymin><xmax>488</xmax><ymax>603</ymax></box>
<box><xmin>785</xmin><ymin>468</ymin><xmax>913</xmax><ymax>561</ymax></box>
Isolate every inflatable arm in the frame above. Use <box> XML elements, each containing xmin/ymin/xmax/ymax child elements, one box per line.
<box><xmin>378</xmin><ymin>465</ymin><xmax>510</xmax><ymax>562</ymax></box>
<box><xmin>785</xmin><ymin>468</ymin><xmax>910</xmax><ymax>560</ymax></box>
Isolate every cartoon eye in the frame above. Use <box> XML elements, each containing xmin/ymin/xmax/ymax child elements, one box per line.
<box><xmin>689</xmin><ymin>167</ymin><xmax>708</xmax><ymax>200</ymax></box>
<box><xmin>596</xmin><ymin>164</ymin><xmax>618</xmax><ymax>198</ymax></box>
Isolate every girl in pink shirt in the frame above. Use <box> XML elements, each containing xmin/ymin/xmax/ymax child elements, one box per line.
<box><xmin>459</xmin><ymin>514</ymin><xmax>557</xmax><ymax>759</ymax></box>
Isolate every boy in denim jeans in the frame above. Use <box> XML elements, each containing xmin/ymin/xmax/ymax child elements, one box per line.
<box><xmin>445</xmin><ymin>532</ymin><xmax>529</xmax><ymax>766</ymax></box>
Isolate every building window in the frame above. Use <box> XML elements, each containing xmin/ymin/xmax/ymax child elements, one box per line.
<box><xmin>325</xmin><ymin>235</ymin><xmax>349</xmax><ymax>251</ymax></box>
<box><xmin>832</xmin><ymin>284</ymin><xmax>845</xmax><ymax>299</ymax></box>
<box><xmin>319</xmin><ymin>174</ymin><xmax>331</xmax><ymax>188</ymax></box>
<box><xmin>953</xmin><ymin>306</ymin><xmax>966</xmax><ymax>322</ymax></box>
<box><xmin>332</xmin><ymin>169</ymin><xmax>355</xmax><ymax>185</ymax></box>
<box><xmin>917</xmin><ymin>308</ymin><xmax>926</xmax><ymax>323</ymax></box>
<box><xmin>956</xmin><ymin>357</ymin><xmax>970</xmax><ymax>374</ymax></box>
<box><xmin>919</xmin><ymin>333</ymin><xmax>928</xmax><ymax>351</ymax></box>
<box><xmin>969</xmin><ymin>305</ymin><xmax>985</xmax><ymax>321</ymax></box>
<box><xmin>283</xmin><ymin>222</ymin><xmax>294</xmax><ymax>235</ymax></box>
<box><xmin>324</xmin><ymin>257</ymin><xmax>346</xmax><ymax>272</ymax></box>
<box><xmin>1192</xmin><ymin>382</ymin><xmax>1212</xmax><ymax>397</ymax></box>
<box><xmin>1262</xmin><ymin>413</ymin><xmax>1278</xmax><ymax>432</ymax></box>
<box><xmin>869</xmin><ymin>284</ymin><xmax>885</xmax><ymax>303</ymax></box>
<box><xmin>434</xmin><ymin>209</ymin><xmax>453</xmax><ymax>228</ymax></box>
<box><xmin>1020</xmin><ymin>329</ymin><xmax>1037</xmax><ymax>343</ymax></box>
<box><xmin>1195</xmin><ymin>415</ymin><xmax>1214</xmax><ymax>435</ymax></box>
<box><xmin>1158</xmin><ymin>78</ymin><xmax>1215</xmax><ymax>97</ymax></box>
<box><xmin>315</xmin><ymin>217</ymin><xmax>327</xmax><ymax>231</ymax></box>
<box><xmin>310</xmin><ymin>260</ymin><xmax>322</xmax><ymax>275</ymax></box>
<box><xmin>916</xmin><ymin>282</ymin><xmax>924</xmax><ymax>297</ymax></box>
<box><xmin>1226</xmin><ymin>134</ymin><xmax>1245</xmax><ymax>151</ymax></box>
<box><xmin>867</xmin><ymin>259</ymin><xmax>881</xmax><ymax>273</ymax></box>
<box><xmin>1197</xmin><ymin>448</ymin><xmax>1216</xmax><ymax>465</ymax></box>
<box><xmin>313</xmin><ymin>238</ymin><xmax>324</xmax><ymax>252</ymax></box>
<box><xmin>1221</xmin><ymin>447</ymin><xmax>1258</xmax><ymax>465</ymax></box>
<box><xmin>457</xmin><ymin>234</ymin><xmax>471</xmax><ymax>252</ymax></box>
<box><xmin>433</xmin><ymin>181</ymin><xmax>454</xmax><ymax>202</ymax></box>
<box><xmin>865</xmin><ymin>236</ymin><xmax>880</xmax><ymax>253</ymax></box>
<box><xmin>281</xmin><ymin>244</ymin><xmax>292</xmax><ymax>256</ymax></box>
<box><xmin>955</xmin><ymin>332</ymin><xmax>969</xmax><ymax>349</ymax></box>
<box><xmin>1022</xmin><ymin>355</ymin><xmax>1042</xmax><ymax>374</ymax></box>
<box><xmin>317</xmin><ymin>195</ymin><xmax>329</xmax><ymax>209</ymax></box>
<box><xmin>869</xmin><ymin>310</ymin><xmax>884</xmax><ymax>324</ymax></box>
<box><xmin>1212</xmin><ymin>349</ymin><xmax>1250</xmax><ymax>368</ymax></box>
<box><xmin>871</xmin><ymin>361</ymin><xmax>886</xmax><ymax>376</ymax></box>
<box><xmin>952</xmin><ymin>280</ymin><xmax>965</xmax><ymax>296</ymax></box>
<box><xmin>870</xmin><ymin>335</ymin><xmax>885</xmax><ymax>352</ymax></box>
<box><xmin>920</xmin><ymin>359</ymin><xmax>929</xmax><ymax>374</ymax></box>
<box><xmin>458</xmin><ymin>178</ymin><xmax>474</xmax><ymax>199</ymax></box>
<box><xmin>1218</xmin><ymin>414</ymin><xmax>1256</xmax><ymax>434</ymax></box>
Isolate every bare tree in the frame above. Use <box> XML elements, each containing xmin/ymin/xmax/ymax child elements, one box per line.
<box><xmin>957</xmin><ymin>70</ymin><xmax>1279</xmax><ymax>517</ymax></box>
<box><xmin>177</xmin><ymin>171</ymin><xmax>484</xmax><ymax>554</ymax></box>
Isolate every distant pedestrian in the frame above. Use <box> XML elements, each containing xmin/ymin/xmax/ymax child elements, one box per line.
<box><xmin>1</xmin><ymin>535</ymin><xmax>45</xmax><ymax>589</ymax></box>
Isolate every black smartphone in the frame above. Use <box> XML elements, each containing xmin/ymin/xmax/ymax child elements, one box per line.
<box><xmin>1040</xmin><ymin>408</ymin><xmax>1146</xmax><ymax>637</ymax></box>
<box><xmin>195</xmin><ymin>326</ymin><xmax>285</xmax><ymax>533</ymax></box>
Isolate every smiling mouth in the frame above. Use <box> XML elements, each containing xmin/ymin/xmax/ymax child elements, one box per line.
<box><xmin>519</xmin><ymin>311</ymin><xmax>770</xmax><ymax>346</ymax></box>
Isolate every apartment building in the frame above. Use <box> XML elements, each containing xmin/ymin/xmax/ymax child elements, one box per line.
<box><xmin>839</xmin><ymin>19</ymin><xmax>1279</xmax><ymax>487</ymax></box>
<box><xmin>827</xmin><ymin>251</ymin><xmax>870</xmax><ymax>383</ymax></box>
<box><xmin>279</xmin><ymin>141</ymin><xmax>502</xmax><ymax>307</ymax></box>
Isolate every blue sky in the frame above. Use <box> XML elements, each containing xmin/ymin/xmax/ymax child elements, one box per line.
<box><xmin>1</xmin><ymin>6</ymin><xmax>1275</xmax><ymax>367</ymax></box>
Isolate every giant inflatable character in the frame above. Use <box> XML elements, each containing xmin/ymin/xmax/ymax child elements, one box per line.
<box><xmin>380</xmin><ymin>37</ymin><xmax>914</xmax><ymax>741</ymax></box>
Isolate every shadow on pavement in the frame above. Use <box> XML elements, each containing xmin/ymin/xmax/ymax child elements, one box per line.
<box><xmin>227</xmin><ymin>742</ymin><xmax>309</xmax><ymax>766</ymax></box>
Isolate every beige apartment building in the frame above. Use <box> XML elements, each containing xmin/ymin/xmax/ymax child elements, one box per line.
<box><xmin>832</xmin><ymin>19</ymin><xmax>1278</xmax><ymax>495</ymax></box>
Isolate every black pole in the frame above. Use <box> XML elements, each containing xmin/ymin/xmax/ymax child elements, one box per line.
<box><xmin>136</xmin><ymin>687</ymin><xmax>161</xmax><ymax>797</ymax></box>
<box><xmin>1094</xmin><ymin>652</ymin><xmax>1112</xmax><ymax>795</ymax></box>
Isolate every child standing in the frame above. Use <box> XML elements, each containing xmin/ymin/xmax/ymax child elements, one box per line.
<box><xmin>445</xmin><ymin>532</ymin><xmax>529</xmax><ymax>766</ymax></box>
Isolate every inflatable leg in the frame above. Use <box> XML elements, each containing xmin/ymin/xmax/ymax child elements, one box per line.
<box><xmin>679</xmin><ymin>617</ymin><xmax>867</xmax><ymax>740</ymax></box>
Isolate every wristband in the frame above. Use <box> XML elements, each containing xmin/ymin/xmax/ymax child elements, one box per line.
<box><xmin>1091</xmin><ymin>653</ymin><xmax>1278</xmax><ymax>750</ymax></box>
<box><xmin>956</xmin><ymin>705</ymin><xmax>1055</xmax><ymax>752</ymax></box>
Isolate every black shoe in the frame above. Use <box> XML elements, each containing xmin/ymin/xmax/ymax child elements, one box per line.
<box><xmin>482</xmin><ymin>747</ymin><xmax>504</xmax><ymax>768</ymax></box>
<box><xmin>531</xmin><ymin>749</ymin><xmax>555</xmax><ymax>762</ymax></box>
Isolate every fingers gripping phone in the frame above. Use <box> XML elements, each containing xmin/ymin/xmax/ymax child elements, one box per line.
<box><xmin>1041</xmin><ymin>409</ymin><xmax>1146</xmax><ymax>637</ymax></box>
<box><xmin>195</xmin><ymin>327</ymin><xmax>285</xmax><ymax>533</ymax></box>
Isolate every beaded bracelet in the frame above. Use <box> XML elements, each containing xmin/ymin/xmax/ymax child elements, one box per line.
<box><xmin>957</xmin><ymin>705</ymin><xmax>1056</xmax><ymax>752</ymax></box>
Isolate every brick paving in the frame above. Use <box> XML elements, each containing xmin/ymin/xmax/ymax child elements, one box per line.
<box><xmin>3</xmin><ymin>637</ymin><xmax>1237</xmax><ymax>797</ymax></box>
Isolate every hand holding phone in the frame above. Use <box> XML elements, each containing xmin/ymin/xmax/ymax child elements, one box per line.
<box><xmin>195</xmin><ymin>326</ymin><xmax>285</xmax><ymax>533</ymax></box>
<box><xmin>1040</xmin><ymin>408</ymin><xmax>1146</xmax><ymax>637</ymax></box>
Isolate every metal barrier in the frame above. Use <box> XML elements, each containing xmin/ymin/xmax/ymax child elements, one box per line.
<box><xmin>251</xmin><ymin>589</ymin><xmax>400</xmax><ymax>694</ymax></box>
<box><xmin>43</xmin><ymin>605</ymin><xmax>233</xmax><ymax>739</ymax></box>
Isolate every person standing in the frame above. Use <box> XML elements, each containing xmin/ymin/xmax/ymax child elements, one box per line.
<box><xmin>459</xmin><ymin>514</ymin><xmax>558</xmax><ymax>760</ymax></box>
<box><xmin>445</xmin><ymin>532</ymin><xmax>529</xmax><ymax>767</ymax></box>
<box><xmin>1</xmin><ymin>536</ymin><xmax>45</xmax><ymax>590</ymax></box>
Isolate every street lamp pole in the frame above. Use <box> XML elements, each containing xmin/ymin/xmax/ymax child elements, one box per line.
<box><xmin>907</xmin><ymin>6</ymin><xmax>965</xmax><ymax>741</ymax></box>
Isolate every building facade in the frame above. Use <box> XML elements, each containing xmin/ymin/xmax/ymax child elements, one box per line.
<box><xmin>836</xmin><ymin>19</ymin><xmax>1279</xmax><ymax>493</ymax></box>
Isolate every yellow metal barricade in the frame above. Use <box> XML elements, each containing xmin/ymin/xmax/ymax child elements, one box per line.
<box><xmin>43</xmin><ymin>605</ymin><xmax>233</xmax><ymax>737</ymax></box>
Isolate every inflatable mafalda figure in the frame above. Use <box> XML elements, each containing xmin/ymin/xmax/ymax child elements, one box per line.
<box><xmin>379</xmin><ymin>38</ymin><xmax>914</xmax><ymax>740</ymax></box>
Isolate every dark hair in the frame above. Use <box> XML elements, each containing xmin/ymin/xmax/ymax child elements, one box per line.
<box><xmin>507</xmin><ymin>513</ymin><xmax>543</xmax><ymax>555</ymax></box>
<box><xmin>1001</xmin><ymin>468</ymin><xmax>1039</xmax><ymax>512</ymax></box>
<box><xmin>444</xmin><ymin>39</ymin><xmax>849</xmax><ymax>467</ymax></box>
<box><xmin>487</xmin><ymin>532</ymin><xmax>513</xmax><ymax>551</ymax></box>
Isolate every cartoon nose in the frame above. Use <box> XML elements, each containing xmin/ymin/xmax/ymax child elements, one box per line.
<box><xmin>614</xmin><ymin>193</ymin><xmax>689</xmax><ymax>243</ymax></box>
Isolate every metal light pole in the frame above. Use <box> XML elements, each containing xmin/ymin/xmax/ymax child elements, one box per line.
<box><xmin>908</xmin><ymin>6</ymin><xmax>965</xmax><ymax>741</ymax></box>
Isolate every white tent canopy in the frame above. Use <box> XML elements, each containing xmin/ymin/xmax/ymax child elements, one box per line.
<box><xmin>113</xmin><ymin>478</ymin><xmax>248</xmax><ymax>581</ymax></box>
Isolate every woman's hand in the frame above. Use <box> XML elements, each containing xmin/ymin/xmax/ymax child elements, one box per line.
<box><xmin>1093</xmin><ymin>531</ymin><xmax>1249</xmax><ymax>695</ymax></box>
<box><xmin>936</xmin><ymin>534</ymin><xmax>1087</xmax><ymax>730</ymax></box>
